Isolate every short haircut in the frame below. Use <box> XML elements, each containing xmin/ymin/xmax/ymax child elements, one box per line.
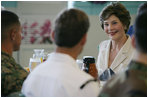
<box><xmin>1</xmin><ymin>10</ymin><xmax>20</xmax><ymax>42</ymax></box>
<box><xmin>53</xmin><ymin>8</ymin><xmax>89</xmax><ymax>48</ymax></box>
<box><xmin>134</xmin><ymin>10</ymin><xmax>147</xmax><ymax>53</ymax></box>
<box><xmin>99</xmin><ymin>2</ymin><xmax>131</xmax><ymax>33</ymax></box>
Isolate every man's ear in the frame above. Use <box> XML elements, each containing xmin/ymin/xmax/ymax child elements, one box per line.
<box><xmin>10</xmin><ymin>28</ymin><xmax>16</xmax><ymax>41</ymax></box>
<box><xmin>50</xmin><ymin>31</ymin><xmax>55</xmax><ymax>42</ymax></box>
<box><xmin>80</xmin><ymin>34</ymin><xmax>87</xmax><ymax>46</ymax></box>
<box><xmin>131</xmin><ymin>35</ymin><xmax>136</xmax><ymax>48</ymax></box>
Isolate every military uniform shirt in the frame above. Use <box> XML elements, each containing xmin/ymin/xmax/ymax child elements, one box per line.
<box><xmin>1</xmin><ymin>51</ymin><xmax>28</xmax><ymax>97</ymax></box>
<box><xmin>99</xmin><ymin>60</ymin><xmax>147</xmax><ymax>97</ymax></box>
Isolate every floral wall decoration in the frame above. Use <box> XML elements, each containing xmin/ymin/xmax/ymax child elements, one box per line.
<box><xmin>21</xmin><ymin>20</ymin><xmax>53</xmax><ymax>44</ymax></box>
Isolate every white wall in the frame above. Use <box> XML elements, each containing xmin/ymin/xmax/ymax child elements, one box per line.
<box><xmin>4</xmin><ymin>1</ymin><xmax>136</xmax><ymax>67</ymax></box>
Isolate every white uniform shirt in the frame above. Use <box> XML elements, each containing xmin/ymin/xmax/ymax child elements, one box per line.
<box><xmin>22</xmin><ymin>52</ymin><xmax>100</xmax><ymax>97</ymax></box>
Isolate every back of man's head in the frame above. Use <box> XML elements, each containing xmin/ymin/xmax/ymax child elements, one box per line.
<box><xmin>1</xmin><ymin>10</ymin><xmax>20</xmax><ymax>42</ymax></box>
<box><xmin>53</xmin><ymin>8</ymin><xmax>89</xmax><ymax>48</ymax></box>
<box><xmin>134</xmin><ymin>10</ymin><xmax>147</xmax><ymax>54</ymax></box>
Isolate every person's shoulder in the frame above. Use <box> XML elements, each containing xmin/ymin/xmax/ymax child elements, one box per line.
<box><xmin>1</xmin><ymin>52</ymin><xmax>11</xmax><ymax>62</ymax></box>
<box><xmin>14</xmin><ymin>63</ymin><xmax>28</xmax><ymax>78</ymax></box>
<box><xmin>127</xmin><ymin>69</ymin><xmax>147</xmax><ymax>85</ymax></box>
<box><xmin>2</xmin><ymin>54</ymin><xmax>28</xmax><ymax>79</ymax></box>
<box><xmin>99</xmin><ymin>73</ymin><xmax>126</xmax><ymax>96</ymax></box>
<box><xmin>100</xmin><ymin>40</ymin><xmax>110</xmax><ymax>44</ymax></box>
<box><xmin>1</xmin><ymin>57</ymin><xmax>14</xmax><ymax>74</ymax></box>
<box><xmin>123</xmin><ymin>69</ymin><xmax>147</xmax><ymax>96</ymax></box>
<box><xmin>99</xmin><ymin>69</ymin><xmax>147</xmax><ymax>97</ymax></box>
<box><xmin>99</xmin><ymin>40</ymin><xmax>110</xmax><ymax>50</ymax></box>
<box><xmin>1</xmin><ymin>51</ymin><xmax>16</xmax><ymax>67</ymax></box>
<box><xmin>2</xmin><ymin>62</ymin><xmax>28</xmax><ymax>78</ymax></box>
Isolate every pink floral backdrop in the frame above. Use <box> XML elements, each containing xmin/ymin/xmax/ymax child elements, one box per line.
<box><xmin>21</xmin><ymin>19</ymin><xmax>52</xmax><ymax>44</ymax></box>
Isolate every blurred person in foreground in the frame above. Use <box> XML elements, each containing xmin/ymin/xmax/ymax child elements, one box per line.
<box><xmin>99</xmin><ymin>3</ymin><xmax>147</xmax><ymax>97</ymax></box>
<box><xmin>1</xmin><ymin>10</ymin><xmax>28</xmax><ymax>97</ymax></box>
<box><xmin>21</xmin><ymin>8</ymin><xmax>99</xmax><ymax>97</ymax></box>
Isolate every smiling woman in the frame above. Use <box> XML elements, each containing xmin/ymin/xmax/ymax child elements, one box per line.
<box><xmin>103</xmin><ymin>15</ymin><xmax>127</xmax><ymax>41</ymax></box>
<box><xmin>96</xmin><ymin>2</ymin><xmax>135</xmax><ymax>88</ymax></box>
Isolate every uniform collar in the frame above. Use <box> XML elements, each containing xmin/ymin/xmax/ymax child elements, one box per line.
<box><xmin>48</xmin><ymin>52</ymin><xmax>80</xmax><ymax>69</ymax></box>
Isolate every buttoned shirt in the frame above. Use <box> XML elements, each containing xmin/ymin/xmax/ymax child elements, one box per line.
<box><xmin>22</xmin><ymin>52</ymin><xmax>99</xmax><ymax>97</ymax></box>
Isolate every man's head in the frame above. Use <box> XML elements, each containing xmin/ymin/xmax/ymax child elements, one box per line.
<box><xmin>52</xmin><ymin>8</ymin><xmax>89</xmax><ymax>48</ymax></box>
<box><xmin>133</xmin><ymin>9</ymin><xmax>147</xmax><ymax>54</ymax></box>
<box><xmin>2</xmin><ymin>10</ymin><xmax>22</xmax><ymax>51</ymax></box>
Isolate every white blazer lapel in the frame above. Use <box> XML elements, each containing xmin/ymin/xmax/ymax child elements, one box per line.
<box><xmin>110</xmin><ymin>50</ymin><xmax>127</xmax><ymax>70</ymax></box>
<box><xmin>110</xmin><ymin>36</ymin><xmax>131</xmax><ymax>71</ymax></box>
<box><xmin>98</xmin><ymin>40</ymin><xmax>111</xmax><ymax>74</ymax></box>
<box><xmin>105</xmin><ymin>40</ymin><xmax>111</xmax><ymax>67</ymax></box>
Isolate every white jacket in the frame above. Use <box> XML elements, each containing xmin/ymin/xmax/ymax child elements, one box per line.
<box><xmin>96</xmin><ymin>36</ymin><xmax>135</xmax><ymax>75</ymax></box>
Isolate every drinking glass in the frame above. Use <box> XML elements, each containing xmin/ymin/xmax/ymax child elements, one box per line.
<box><xmin>76</xmin><ymin>59</ymin><xmax>84</xmax><ymax>70</ymax></box>
<box><xmin>29</xmin><ymin>58</ymin><xmax>41</xmax><ymax>72</ymax></box>
<box><xmin>33</xmin><ymin>49</ymin><xmax>44</xmax><ymax>62</ymax></box>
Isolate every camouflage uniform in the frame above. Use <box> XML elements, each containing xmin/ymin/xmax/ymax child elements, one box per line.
<box><xmin>99</xmin><ymin>60</ymin><xmax>147</xmax><ymax>97</ymax></box>
<box><xmin>1</xmin><ymin>51</ymin><xmax>28</xmax><ymax>97</ymax></box>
